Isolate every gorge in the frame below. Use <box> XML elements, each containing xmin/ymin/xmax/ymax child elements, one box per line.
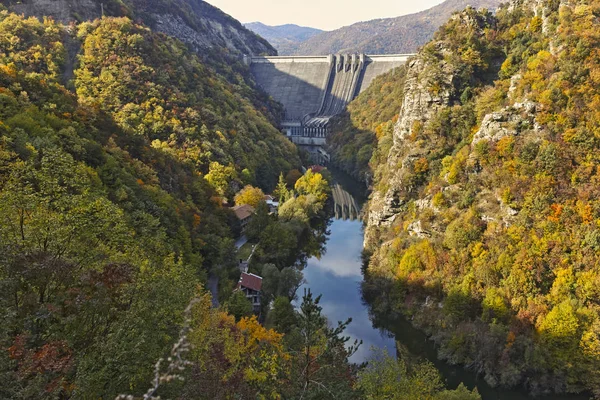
<box><xmin>1</xmin><ymin>0</ymin><xmax>600</xmax><ymax>398</ymax></box>
<box><xmin>329</xmin><ymin>0</ymin><xmax>600</xmax><ymax>397</ymax></box>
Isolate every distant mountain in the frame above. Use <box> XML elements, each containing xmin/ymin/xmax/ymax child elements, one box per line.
<box><xmin>287</xmin><ymin>0</ymin><xmax>501</xmax><ymax>55</ymax></box>
<box><xmin>245</xmin><ymin>22</ymin><xmax>324</xmax><ymax>55</ymax></box>
<box><xmin>2</xmin><ymin>0</ymin><xmax>276</xmax><ymax>56</ymax></box>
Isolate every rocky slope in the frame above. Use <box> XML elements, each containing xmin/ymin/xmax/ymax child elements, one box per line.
<box><xmin>287</xmin><ymin>0</ymin><xmax>501</xmax><ymax>55</ymax></box>
<box><xmin>359</xmin><ymin>0</ymin><xmax>600</xmax><ymax>395</ymax></box>
<box><xmin>2</xmin><ymin>0</ymin><xmax>275</xmax><ymax>56</ymax></box>
<box><xmin>245</xmin><ymin>22</ymin><xmax>323</xmax><ymax>55</ymax></box>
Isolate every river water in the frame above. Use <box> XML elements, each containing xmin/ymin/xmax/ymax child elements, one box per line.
<box><xmin>298</xmin><ymin>168</ymin><xmax>589</xmax><ymax>400</ymax></box>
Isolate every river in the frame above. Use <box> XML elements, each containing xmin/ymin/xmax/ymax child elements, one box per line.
<box><xmin>298</xmin><ymin>168</ymin><xmax>590</xmax><ymax>400</ymax></box>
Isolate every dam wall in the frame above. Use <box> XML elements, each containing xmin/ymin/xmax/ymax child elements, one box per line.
<box><xmin>249</xmin><ymin>56</ymin><xmax>332</xmax><ymax>120</ymax></box>
<box><xmin>247</xmin><ymin>53</ymin><xmax>413</xmax><ymax>162</ymax></box>
<box><xmin>359</xmin><ymin>55</ymin><xmax>411</xmax><ymax>93</ymax></box>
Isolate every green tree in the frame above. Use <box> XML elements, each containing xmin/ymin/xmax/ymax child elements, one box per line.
<box><xmin>260</xmin><ymin>263</ymin><xmax>281</xmax><ymax>303</ymax></box>
<box><xmin>289</xmin><ymin>289</ymin><xmax>361</xmax><ymax>398</ymax></box>
<box><xmin>268</xmin><ymin>296</ymin><xmax>297</xmax><ymax>334</ymax></box>
<box><xmin>279</xmin><ymin>267</ymin><xmax>304</xmax><ymax>300</ymax></box>
<box><xmin>356</xmin><ymin>350</ymin><xmax>481</xmax><ymax>399</ymax></box>
<box><xmin>245</xmin><ymin>201</ymin><xmax>270</xmax><ymax>242</ymax></box>
<box><xmin>258</xmin><ymin>223</ymin><xmax>298</xmax><ymax>269</ymax></box>
<box><xmin>227</xmin><ymin>290</ymin><xmax>253</xmax><ymax>321</ymax></box>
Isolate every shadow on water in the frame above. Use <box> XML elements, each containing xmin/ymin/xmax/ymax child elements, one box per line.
<box><xmin>316</xmin><ymin>168</ymin><xmax>591</xmax><ymax>400</ymax></box>
<box><xmin>368</xmin><ymin>311</ymin><xmax>591</xmax><ymax>400</ymax></box>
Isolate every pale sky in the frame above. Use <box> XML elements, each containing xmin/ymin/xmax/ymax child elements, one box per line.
<box><xmin>205</xmin><ymin>0</ymin><xmax>446</xmax><ymax>31</ymax></box>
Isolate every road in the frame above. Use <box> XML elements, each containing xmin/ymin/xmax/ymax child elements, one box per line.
<box><xmin>207</xmin><ymin>275</ymin><xmax>219</xmax><ymax>307</ymax></box>
<box><xmin>235</xmin><ymin>235</ymin><xmax>248</xmax><ymax>249</ymax></box>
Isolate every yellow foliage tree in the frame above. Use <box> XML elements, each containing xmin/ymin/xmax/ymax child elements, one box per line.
<box><xmin>185</xmin><ymin>293</ymin><xmax>289</xmax><ymax>399</ymax></box>
<box><xmin>234</xmin><ymin>185</ymin><xmax>265</xmax><ymax>208</ymax></box>
<box><xmin>294</xmin><ymin>170</ymin><xmax>329</xmax><ymax>203</ymax></box>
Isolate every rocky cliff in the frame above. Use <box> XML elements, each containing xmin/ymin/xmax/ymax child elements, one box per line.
<box><xmin>365</xmin><ymin>9</ymin><xmax>498</xmax><ymax>244</ymax></box>
<box><xmin>2</xmin><ymin>0</ymin><xmax>275</xmax><ymax>56</ymax></box>
<box><xmin>361</xmin><ymin>0</ymin><xmax>600</xmax><ymax>395</ymax></box>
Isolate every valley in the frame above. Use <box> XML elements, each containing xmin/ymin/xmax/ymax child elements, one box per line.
<box><xmin>1</xmin><ymin>0</ymin><xmax>599</xmax><ymax>398</ymax></box>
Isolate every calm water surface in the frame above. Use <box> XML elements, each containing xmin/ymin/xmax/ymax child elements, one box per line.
<box><xmin>299</xmin><ymin>217</ymin><xmax>396</xmax><ymax>363</ymax></box>
<box><xmin>297</xmin><ymin>168</ymin><xmax>590</xmax><ymax>400</ymax></box>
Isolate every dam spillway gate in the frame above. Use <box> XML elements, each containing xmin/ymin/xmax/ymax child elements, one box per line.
<box><xmin>246</xmin><ymin>54</ymin><xmax>413</xmax><ymax>163</ymax></box>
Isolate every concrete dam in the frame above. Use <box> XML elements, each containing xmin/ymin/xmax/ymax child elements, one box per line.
<box><xmin>247</xmin><ymin>54</ymin><xmax>412</xmax><ymax>161</ymax></box>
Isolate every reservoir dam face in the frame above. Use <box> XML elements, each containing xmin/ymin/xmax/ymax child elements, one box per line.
<box><xmin>247</xmin><ymin>54</ymin><xmax>413</xmax><ymax>163</ymax></box>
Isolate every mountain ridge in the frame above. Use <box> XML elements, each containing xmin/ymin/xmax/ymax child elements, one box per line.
<box><xmin>1</xmin><ymin>0</ymin><xmax>276</xmax><ymax>56</ymax></box>
<box><xmin>244</xmin><ymin>22</ymin><xmax>323</xmax><ymax>56</ymax></box>
<box><xmin>285</xmin><ymin>0</ymin><xmax>502</xmax><ymax>55</ymax></box>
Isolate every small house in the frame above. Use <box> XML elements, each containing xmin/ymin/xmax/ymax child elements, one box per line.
<box><xmin>232</xmin><ymin>204</ymin><xmax>255</xmax><ymax>232</ymax></box>
<box><xmin>264</xmin><ymin>195</ymin><xmax>279</xmax><ymax>214</ymax></box>
<box><xmin>236</xmin><ymin>272</ymin><xmax>262</xmax><ymax>312</ymax></box>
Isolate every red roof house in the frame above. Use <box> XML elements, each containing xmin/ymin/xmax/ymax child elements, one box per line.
<box><xmin>236</xmin><ymin>272</ymin><xmax>263</xmax><ymax>312</ymax></box>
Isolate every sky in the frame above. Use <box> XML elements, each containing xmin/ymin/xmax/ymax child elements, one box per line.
<box><xmin>204</xmin><ymin>0</ymin><xmax>447</xmax><ymax>31</ymax></box>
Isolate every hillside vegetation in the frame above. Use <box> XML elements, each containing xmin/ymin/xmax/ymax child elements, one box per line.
<box><xmin>331</xmin><ymin>0</ymin><xmax>600</xmax><ymax>396</ymax></box>
<box><xmin>0</xmin><ymin>6</ymin><xmax>485</xmax><ymax>399</ymax></box>
<box><xmin>0</xmin><ymin>9</ymin><xmax>297</xmax><ymax>397</ymax></box>
<box><xmin>3</xmin><ymin>0</ymin><xmax>275</xmax><ymax>57</ymax></box>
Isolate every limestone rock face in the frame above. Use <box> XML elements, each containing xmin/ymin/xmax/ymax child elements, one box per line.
<box><xmin>472</xmin><ymin>101</ymin><xmax>539</xmax><ymax>144</ymax></box>
<box><xmin>5</xmin><ymin>0</ymin><xmax>275</xmax><ymax>57</ymax></box>
<box><xmin>366</xmin><ymin>188</ymin><xmax>403</xmax><ymax>228</ymax></box>
<box><xmin>364</xmin><ymin>48</ymin><xmax>456</xmax><ymax>242</ymax></box>
<box><xmin>393</xmin><ymin>51</ymin><xmax>455</xmax><ymax>145</ymax></box>
<box><xmin>151</xmin><ymin>13</ymin><xmax>271</xmax><ymax>56</ymax></box>
<box><xmin>8</xmin><ymin>0</ymin><xmax>98</xmax><ymax>22</ymax></box>
<box><xmin>364</xmin><ymin>9</ymin><xmax>499</xmax><ymax>246</ymax></box>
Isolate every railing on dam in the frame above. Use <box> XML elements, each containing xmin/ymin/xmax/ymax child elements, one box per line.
<box><xmin>245</xmin><ymin>54</ymin><xmax>414</xmax><ymax>65</ymax></box>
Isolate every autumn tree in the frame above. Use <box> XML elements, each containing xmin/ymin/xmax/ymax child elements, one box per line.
<box><xmin>205</xmin><ymin>162</ymin><xmax>238</xmax><ymax>198</ymax></box>
<box><xmin>274</xmin><ymin>172</ymin><xmax>290</xmax><ymax>203</ymax></box>
<box><xmin>234</xmin><ymin>185</ymin><xmax>266</xmax><ymax>208</ymax></box>
<box><xmin>294</xmin><ymin>169</ymin><xmax>330</xmax><ymax>203</ymax></box>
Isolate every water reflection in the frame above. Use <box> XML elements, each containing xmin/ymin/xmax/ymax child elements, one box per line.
<box><xmin>332</xmin><ymin>183</ymin><xmax>362</xmax><ymax>221</ymax></box>
<box><xmin>297</xmin><ymin>170</ymin><xmax>395</xmax><ymax>362</ymax></box>
<box><xmin>299</xmin><ymin>218</ymin><xmax>396</xmax><ymax>363</ymax></box>
<box><xmin>298</xmin><ymin>169</ymin><xmax>591</xmax><ymax>399</ymax></box>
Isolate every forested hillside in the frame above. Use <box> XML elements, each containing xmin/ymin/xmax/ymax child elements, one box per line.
<box><xmin>0</xmin><ymin>8</ymin><xmax>297</xmax><ymax>397</ymax></box>
<box><xmin>0</xmin><ymin>5</ymin><xmax>485</xmax><ymax>398</ymax></box>
<box><xmin>286</xmin><ymin>0</ymin><xmax>501</xmax><ymax>56</ymax></box>
<box><xmin>330</xmin><ymin>0</ymin><xmax>600</xmax><ymax>396</ymax></box>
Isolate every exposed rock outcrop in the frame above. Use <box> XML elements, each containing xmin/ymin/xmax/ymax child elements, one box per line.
<box><xmin>392</xmin><ymin>51</ymin><xmax>456</xmax><ymax>144</ymax></box>
<box><xmin>472</xmin><ymin>101</ymin><xmax>540</xmax><ymax>144</ymax></box>
<box><xmin>365</xmin><ymin>48</ymin><xmax>456</xmax><ymax>238</ymax></box>
<box><xmin>364</xmin><ymin>8</ymin><xmax>497</xmax><ymax>246</ymax></box>
<box><xmin>5</xmin><ymin>0</ymin><xmax>275</xmax><ymax>57</ymax></box>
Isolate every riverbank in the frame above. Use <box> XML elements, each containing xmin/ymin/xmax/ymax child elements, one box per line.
<box><xmin>310</xmin><ymin>168</ymin><xmax>591</xmax><ymax>399</ymax></box>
